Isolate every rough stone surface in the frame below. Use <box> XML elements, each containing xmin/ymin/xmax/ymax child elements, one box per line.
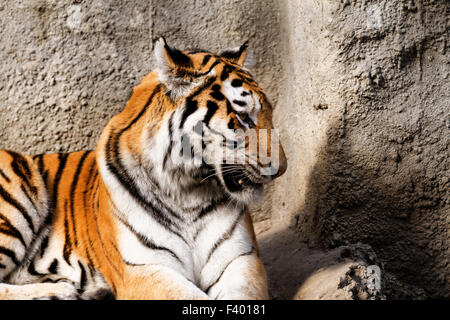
<box><xmin>0</xmin><ymin>0</ymin><xmax>448</xmax><ymax>299</ymax></box>
<box><xmin>295</xmin><ymin>262</ymin><xmax>383</xmax><ymax>300</ymax></box>
<box><xmin>301</xmin><ymin>0</ymin><xmax>449</xmax><ymax>298</ymax></box>
<box><xmin>265</xmin><ymin>0</ymin><xmax>449</xmax><ymax>298</ymax></box>
<box><xmin>258</xmin><ymin>226</ymin><xmax>385</xmax><ymax>300</ymax></box>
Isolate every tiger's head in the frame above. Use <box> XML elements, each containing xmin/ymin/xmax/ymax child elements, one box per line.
<box><xmin>99</xmin><ymin>38</ymin><xmax>287</xmax><ymax>205</ymax></box>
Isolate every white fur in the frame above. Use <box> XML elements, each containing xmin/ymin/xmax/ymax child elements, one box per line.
<box><xmin>96</xmin><ymin>91</ymin><xmax>260</xmax><ymax>297</ymax></box>
<box><xmin>222</xmin><ymin>79</ymin><xmax>260</xmax><ymax>126</ymax></box>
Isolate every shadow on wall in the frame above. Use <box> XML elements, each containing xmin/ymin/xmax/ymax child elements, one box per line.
<box><xmin>258</xmin><ymin>226</ymin><xmax>348</xmax><ymax>300</ymax></box>
<box><xmin>290</xmin><ymin>114</ymin><xmax>448</xmax><ymax>299</ymax></box>
<box><xmin>259</xmin><ymin>113</ymin><xmax>447</xmax><ymax>299</ymax></box>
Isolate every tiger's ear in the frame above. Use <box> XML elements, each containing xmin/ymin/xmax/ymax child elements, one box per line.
<box><xmin>154</xmin><ymin>37</ymin><xmax>192</xmax><ymax>71</ymax></box>
<box><xmin>155</xmin><ymin>37</ymin><xmax>192</xmax><ymax>69</ymax></box>
<box><xmin>220</xmin><ymin>41</ymin><xmax>253</xmax><ymax>67</ymax></box>
<box><xmin>154</xmin><ymin>37</ymin><xmax>194</xmax><ymax>98</ymax></box>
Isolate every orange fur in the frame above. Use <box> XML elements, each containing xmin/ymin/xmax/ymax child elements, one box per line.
<box><xmin>0</xmin><ymin>43</ymin><xmax>287</xmax><ymax>299</ymax></box>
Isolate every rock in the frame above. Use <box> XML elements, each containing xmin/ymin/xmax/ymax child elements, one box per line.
<box><xmin>294</xmin><ymin>261</ymin><xmax>383</xmax><ymax>300</ymax></box>
<box><xmin>258</xmin><ymin>226</ymin><xmax>386</xmax><ymax>300</ymax></box>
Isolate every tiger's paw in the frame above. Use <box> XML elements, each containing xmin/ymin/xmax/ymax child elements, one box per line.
<box><xmin>0</xmin><ymin>282</ymin><xmax>79</xmax><ymax>300</ymax></box>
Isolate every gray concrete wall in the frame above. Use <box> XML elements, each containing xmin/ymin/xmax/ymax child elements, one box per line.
<box><xmin>279</xmin><ymin>0</ymin><xmax>449</xmax><ymax>298</ymax></box>
<box><xmin>0</xmin><ymin>0</ymin><xmax>448</xmax><ymax>298</ymax></box>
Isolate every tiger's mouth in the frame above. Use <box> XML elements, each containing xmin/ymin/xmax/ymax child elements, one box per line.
<box><xmin>220</xmin><ymin>164</ymin><xmax>263</xmax><ymax>194</ymax></box>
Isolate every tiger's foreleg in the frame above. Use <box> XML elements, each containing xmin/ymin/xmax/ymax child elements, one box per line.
<box><xmin>0</xmin><ymin>282</ymin><xmax>78</xmax><ymax>300</ymax></box>
<box><xmin>116</xmin><ymin>264</ymin><xmax>211</xmax><ymax>300</ymax></box>
<box><xmin>207</xmin><ymin>252</ymin><xmax>269</xmax><ymax>300</ymax></box>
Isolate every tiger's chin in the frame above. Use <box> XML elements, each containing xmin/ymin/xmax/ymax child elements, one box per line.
<box><xmin>218</xmin><ymin>164</ymin><xmax>265</xmax><ymax>204</ymax></box>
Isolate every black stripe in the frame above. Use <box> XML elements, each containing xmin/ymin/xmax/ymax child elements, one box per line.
<box><xmin>210</xmin><ymin>90</ymin><xmax>225</xmax><ymax>101</ymax></box>
<box><xmin>20</xmin><ymin>184</ymin><xmax>40</xmax><ymax>218</ymax></box>
<box><xmin>0</xmin><ymin>263</ymin><xmax>5</xmax><ymax>269</ymax></box>
<box><xmin>203</xmin><ymin>101</ymin><xmax>219</xmax><ymax>126</ymax></box>
<box><xmin>231</xmin><ymin>79</ymin><xmax>243</xmax><ymax>87</ymax></box>
<box><xmin>27</xmin><ymin>260</ymin><xmax>46</xmax><ymax>276</ymax></box>
<box><xmin>226</xmin><ymin>99</ymin><xmax>234</xmax><ymax>114</ymax></box>
<box><xmin>48</xmin><ymin>153</ymin><xmax>69</xmax><ymax>224</ymax></box>
<box><xmin>227</xmin><ymin>119</ymin><xmax>235</xmax><ymax>130</ymax></box>
<box><xmin>0</xmin><ymin>184</ymin><xmax>35</xmax><ymax>232</ymax></box>
<box><xmin>193</xmin><ymin>198</ymin><xmax>230</xmax><ymax>241</ymax></box>
<box><xmin>201</xmin><ymin>54</ymin><xmax>211</xmax><ymax>66</ymax></box>
<box><xmin>42</xmin><ymin>277</ymin><xmax>65</xmax><ymax>283</ymax></box>
<box><xmin>82</xmin><ymin>159</ymin><xmax>99</xmax><ymax>271</ymax></box>
<box><xmin>90</xmin><ymin>191</ymin><xmax>123</xmax><ymax>278</ymax></box>
<box><xmin>69</xmin><ymin>151</ymin><xmax>91</xmax><ymax>247</ymax></box>
<box><xmin>84</xmin><ymin>158</ymin><xmax>97</xmax><ymax>191</ymax></box>
<box><xmin>54</xmin><ymin>154</ymin><xmax>70</xmax><ymax>196</ymax></box>
<box><xmin>122</xmin><ymin>259</ymin><xmax>146</xmax><ymax>266</ymax></box>
<box><xmin>10</xmin><ymin>159</ymin><xmax>33</xmax><ymax>189</ymax></box>
<box><xmin>84</xmin><ymin>249</ymin><xmax>96</xmax><ymax>278</ymax></box>
<box><xmin>220</xmin><ymin>64</ymin><xmax>234</xmax><ymax>81</ymax></box>
<box><xmin>116</xmin><ymin>214</ymin><xmax>183</xmax><ymax>265</ymax></box>
<box><xmin>204</xmin><ymin>210</ymin><xmax>244</xmax><ymax>266</ymax></box>
<box><xmin>0</xmin><ymin>168</ymin><xmax>10</xmax><ymax>182</ymax></box>
<box><xmin>210</xmin><ymin>84</ymin><xmax>225</xmax><ymax>101</ymax></box>
<box><xmin>35</xmin><ymin>154</ymin><xmax>45</xmax><ymax>174</ymax></box>
<box><xmin>63</xmin><ymin>200</ymin><xmax>72</xmax><ymax>265</ymax></box>
<box><xmin>7</xmin><ymin>151</ymin><xmax>32</xmax><ymax>177</ymax></box>
<box><xmin>48</xmin><ymin>259</ymin><xmax>59</xmax><ymax>274</ymax></box>
<box><xmin>179</xmin><ymin>76</ymin><xmax>217</xmax><ymax>129</ymax></box>
<box><xmin>0</xmin><ymin>225</ymin><xmax>26</xmax><ymax>247</ymax></box>
<box><xmin>42</xmin><ymin>170</ymin><xmax>49</xmax><ymax>186</ymax></box>
<box><xmin>205</xmin><ymin>60</ymin><xmax>220</xmax><ymax>74</ymax></box>
<box><xmin>188</xmin><ymin>76</ymin><xmax>217</xmax><ymax>99</ymax></box>
<box><xmin>7</xmin><ymin>151</ymin><xmax>38</xmax><ymax>196</ymax></box>
<box><xmin>191</xmin><ymin>60</ymin><xmax>221</xmax><ymax>78</ymax></box>
<box><xmin>194</xmin><ymin>196</ymin><xmax>228</xmax><ymax>222</ymax></box>
<box><xmin>163</xmin><ymin>112</ymin><xmax>175</xmax><ymax>170</ymax></box>
<box><xmin>87</xmin><ymin>261</ymin><xmax>96</xmax><ymax>278</ymax></box>
<box><xmin>36</xmin><ymin>154</ymin><xmax>48</xmax><ymax>186</ymax></box>
<box><xmin>0</xmin><ymin>246</ymin><xmax>19</xmax><ymax>265</ymax></box>
<box><xmin>174</xmin><ymin>59</ymin><xmax>220</xmax><ymax>79</ymax></box>
<box><xmin>113</xmin><ymin>85</ymin><xmax>161</xmax><ymax>132</ymax></box>
<box><xmin>0</xmin><ymin>212</ymin><xmax>27</xmax><ymax>247</ymax></box>
<box><xmin>39</xmin><ymin>234</ymin><xmax>50</xmax><ymax>257</ymax></box>
<box><xmin>78</xmin><ymin>261</ymin><xmax>87</xmax><ymax>291</ymax></box>
<box><xmin>179</xmin><ymin>98</ymin><xmax>198</xmax><ymax>129</ymax></box>
<box><xmin>233</xmin><ymin>99</ymin><xmax>247</xmax><ymax>107</ymax></box>
<box><xmin>205</xmin><ymin>248</ymin><xmax>254</xmax><ymax>293</ymax></box>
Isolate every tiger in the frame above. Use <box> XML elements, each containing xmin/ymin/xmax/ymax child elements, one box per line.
<box><xmin>0</xmin><ymin>37</ymin><xmax>287</xmax><ymax>300</ymax></box>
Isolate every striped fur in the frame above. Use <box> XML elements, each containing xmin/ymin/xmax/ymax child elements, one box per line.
<box><xmin>0</xmin><ymin>38</ymin><xmax>287</xmax><ymax>300</ymax></box>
